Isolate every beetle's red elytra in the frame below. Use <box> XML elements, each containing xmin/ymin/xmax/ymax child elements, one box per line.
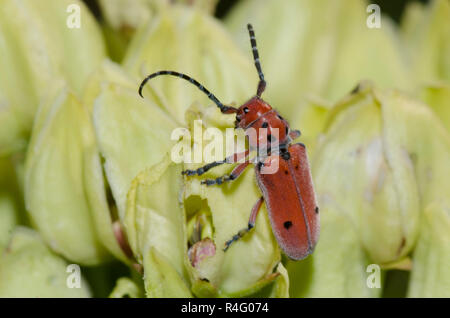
<box><xmin>139</xmin><ymin>24</ymin><xmax>319</xmax><ymax>261</ymax></box>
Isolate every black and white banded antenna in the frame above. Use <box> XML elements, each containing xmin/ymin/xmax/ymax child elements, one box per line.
<box><xmin>138</xmin><ymin>70</ymin><xmax>237</xmax><ymax>114</ymax></box>
<box><xmin>247</xmin><ymin>24</ymin><xmax>266</xmax><ymax>97</ymax></box>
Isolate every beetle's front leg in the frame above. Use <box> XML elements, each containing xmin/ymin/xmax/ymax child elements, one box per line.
<box><xmin>201</xmin><ymin>162</ymin><xmax>250</xmax><ymax>186</ymax></box>
<box><xmin>182</xmin><ymin>150</ymin><xmax>249</xmax><ymax>176</ymax></box>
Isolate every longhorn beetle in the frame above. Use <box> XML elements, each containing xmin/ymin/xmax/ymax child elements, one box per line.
<box><xmin>139</xmin><ymin>24</ymin><xmax>319</xmax><ymax>260</ymax></box>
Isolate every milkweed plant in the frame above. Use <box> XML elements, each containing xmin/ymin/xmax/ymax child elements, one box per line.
<box><xmin>0</xmin><ymin>0</ymin><xmax>449</xmax><ymax>298</ymax></box>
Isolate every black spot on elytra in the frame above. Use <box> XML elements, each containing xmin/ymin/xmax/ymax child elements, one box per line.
<box><xmin>315</xmin><ymin>207</ymin><xmax>319</xmax><ymax>214</ymax></box>
<box><xmin>295</xmin><ymin>165</ymin><xmax>299</xmax><ymax>170</ymax></box>
<box><xmin>284</xmin><ymin>170</ymin><xmax>288</xmax><ymax>175</ymax></box>
<box><xmin>281</xmin><ymin>151</ymin><xmax>290</xmax><ymax>160</ymax></box>
<box><xmin>284</xmin><ymin>221</ymin><xmax>292</xmax><ymax>230</ymax></box>
<box><xmin>262</xmin><ymin>122</ymin><xmax>268</xmax><ymax>128</ymax></box>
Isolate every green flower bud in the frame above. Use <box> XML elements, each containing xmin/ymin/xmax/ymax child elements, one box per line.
<box><xmin>189</xmin><ymin>264</ymin><xmax>287</xmax><ymax>298</ymax></box>
<box><xmin>83</xmin><ymin>59</ymin><xmax>137</xmax><ymax>109</ymax></box>
<box><xmin>124</xmin><ymin>158</ymin><xmax>191</xmax><ymax>298</ymax></box>
<box><xmin>109</xmin><ymin>277</ymin><xmax>144</xmax><ymax>298</ymax></box>
<box><xmin>287</xmin><ymin>205</ymin><xmax>380</xmax><ymax>297</ymax></box>
<box><xmin>92</xmin><ymin>80</ymin><xmax>178</xmax><ymax>220</ymax></box>
<box><xmin>0</xmin><ymin>227</ymin><xmax>91</xmax><ymax>297</ymax></box>
<box><xmin>379</xmin><ymin>87</ymin><xmax>450</xmax><ymax>210</ymax></box>
<box><xmin>289</xmin><ymin>82</ymin><xmax>450</xmax><ymax>297</ymax></box>
<box><xmin>176</xmin><ymin>0</ymin><xmax>218</xmax><ymax>14</ymax></box>
<box><xmin>0</xmin><ymin>197</ymin><xmax>17</xmax><ymax>251</ymax></box>
<box><xmin>0</xmin><ymin>158</ymin><xmax>24</xmax><ymax>249</ymax></box>
<box><xmin>314</xmin><ymin>84</ymin><xmax>421</xmax><ymax>265</ymax></box>
<box><xmin>226</xmin><ymin>0</ymin><xmax>411</xmax><ymax>119</ymax></box>
<box><xmin>98</xmin><ymin>1</ymin><xmax>218</xmax><ymax>63</ymax></box>
<box><xmin>98</xmin><ymin>0</ymin><xmax>155</xmax><ymax>33</ymax></box>
<box><xmin>288</xmin><ymin>98</ymin><xmax>331</xmax><ymax>155</ymax></box>
<box><xmin>187</xmin><ymin>209</ymin><xmax>214</xmax><ymax>247</ymax></box>
<box><xmin>401</xmin><ymin>0</ymin><xmax>450</xmax><ymax>84</ymax></box>
<box><xmin>144</xmin><ymin>247</ymin><xmax>192</xmax><ymax>298</ymax></box>
<box><xmin>125</xmin><ymin>159</ymin><xmax>188</xmax><ymax>284</ymax></box>
<box><xmin>25</xmin><ymin>83</ymin><xmax>126</xmax><ymax>265</ymax></box>
<box><xmin>0</xmin><ymin>0</ymin><xmax>106</xmax><ymax>156</ymax></box>
<box><xmin>123</xmin><ymin>5</ymin><xmax>254</xmax><ymax>125</ymax></box>
<box><xmin>382</xmin><ymin>85</ymin><xmax>450</xmax><ymax>297</ymax></box>
<box><xmin>98</xmin><ymin>0</ymin><xmax>155</xmax><ymax>63</ymax></box>
<box><xmin>408</xmin><ymin>202</ymin><xmax>450</xmax><ymax>297</ymax></box>
<box><xmin>420</xmin><ymin>83</ymin><xmax>450</xmax><ymax>132</ymax></box>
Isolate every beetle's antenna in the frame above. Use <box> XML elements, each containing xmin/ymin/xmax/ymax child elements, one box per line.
<box><xmin>138</xmin><ymin>71</ymin><xmax>237</xmax><ymax>114</ymax></box>
<box><xmin>247</xmin><ymin>24</ymin><xmax>266</xmax><ymax>97</ymax></box>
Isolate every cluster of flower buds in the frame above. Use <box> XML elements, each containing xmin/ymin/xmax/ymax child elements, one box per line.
<box><xmin>0</xmin><ymin>0</ymin><xmax>449</xmax><ymax>298</ymax></box>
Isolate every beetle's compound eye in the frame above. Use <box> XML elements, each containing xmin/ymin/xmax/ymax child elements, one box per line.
<box><xmin>243</xmin><ymin>107</ymin><xmax>249</xmax><ymax>113</ymax></box>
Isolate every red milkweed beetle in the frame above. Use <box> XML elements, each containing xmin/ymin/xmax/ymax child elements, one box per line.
<box><xmin>139</xmin><ymin>24</ymin><xmax>319</xmax><ymax>260</ymax></box>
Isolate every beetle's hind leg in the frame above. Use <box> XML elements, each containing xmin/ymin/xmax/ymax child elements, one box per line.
<box><xmin>224</xmin><ymin>197</ymin><xmax>264</xmax><ymax>251</ymax></box>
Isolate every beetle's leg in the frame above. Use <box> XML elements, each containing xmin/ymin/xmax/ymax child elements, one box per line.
<box><xmin>224</xmin><ymin>197</ymin><xmax>264</xmax><ymax>251</ymax></box>
<box><xmin>183</xmin><ymin>150</ymin><xmax>249</xmax><ymax>176</ymax></box>
<box><xmin>201</xmin><ymin>161</ymin><xmax>250</xmax><ymax>186</ymax></box>
<box><xmin>182</xmin><ymin>160</ymin><xmax>225</xmax><ymax>177</ymax></box>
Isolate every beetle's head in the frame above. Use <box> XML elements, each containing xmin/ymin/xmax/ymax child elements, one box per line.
<box><xmin>235</xmin><ymin>97</ymin><xmax>272</xmax><ymax>129</ymax></box>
